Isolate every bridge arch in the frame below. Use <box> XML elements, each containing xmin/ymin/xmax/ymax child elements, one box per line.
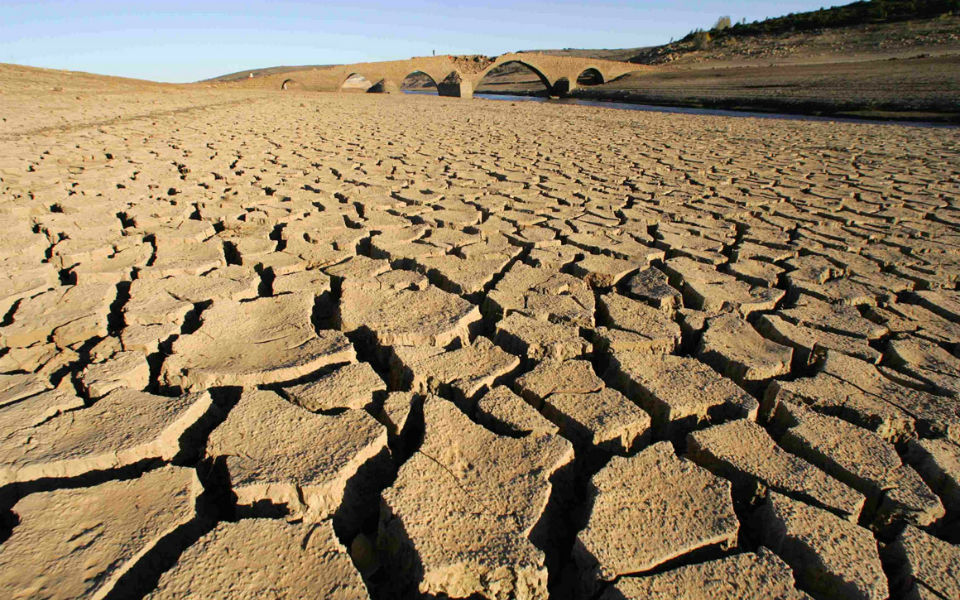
<box><xmin>280</xmin><ymin>78</ymin><xmax>302</xmax><ymax>91</ymax></box>
<box><xmin>476</xmin><ymin>60</ymin><xmax>553</xmax><ymax>96</ymax></box>
<box><xmin>338</xmin><ymin>72</ymin><xmax>399</xmax><ymax>94</ymax></box>
<box><xmin>576</xmin><ymin>67</ymin><xmax>605</xmax><ymax>86</ymax></box>
<box><xmin>340</xmin><ymin>72</ymin><xmax>372</xmax><ymax>91</ymax></box>
<box><xmin>401</xmin><ymin>70</ymin><xmax>439</xmax><ymax>93</ymax></box>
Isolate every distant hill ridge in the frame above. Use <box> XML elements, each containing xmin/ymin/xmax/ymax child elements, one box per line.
<box><xmin>203</xmin><ymin>64</ymin><xmax>336</xmax><ymax>83</ymax></box>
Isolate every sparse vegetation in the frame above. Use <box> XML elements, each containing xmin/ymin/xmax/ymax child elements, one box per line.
<box><xmin>692</xmin><ymin>30</ymin><xmax>713</xmax><ymax>50</ymax></box>
<box><xmin>684</xmin><ymin>0</ymin><xmax>960</xmax><ymax>43</ymax></box>
<box><xmin>713</xmin><ymin>16</ymin><xmax>733</xmax><ymax>31</ymax></box>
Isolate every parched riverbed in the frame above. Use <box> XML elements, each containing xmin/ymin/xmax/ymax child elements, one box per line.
<box><xmin>1</xmin><ymin>87</ymin><xmax>959</xmax><ymax>600</ymax></box>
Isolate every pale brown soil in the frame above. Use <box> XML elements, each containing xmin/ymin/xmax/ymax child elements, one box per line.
<box><xmin>1</xmin><ymin>64</ymin><xmax>959</xmax><ymax>600</ymax></box>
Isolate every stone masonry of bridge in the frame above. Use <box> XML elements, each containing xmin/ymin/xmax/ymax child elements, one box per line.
<box><xmin>235</xmin><ymin>53</ymin><xmax>648</xmax><ymax>98</ymax></box>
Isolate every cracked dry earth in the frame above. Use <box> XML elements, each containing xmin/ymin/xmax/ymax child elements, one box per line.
<box><xmin>0</xmin><ymin>87</ymin><xmax>959</xmax><ymax>600</ymax></box>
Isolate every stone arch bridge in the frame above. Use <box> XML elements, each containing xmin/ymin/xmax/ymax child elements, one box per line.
<box><xmin>238</xmin><ymin>53</ymin><xmax>647</xmax><ymax>98</ymax></box>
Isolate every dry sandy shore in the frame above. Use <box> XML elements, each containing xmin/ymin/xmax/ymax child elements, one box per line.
<box><xmin>1</xmin><ymin>76</ymin><xmax>960</xmax><ymax>600</ymax></box>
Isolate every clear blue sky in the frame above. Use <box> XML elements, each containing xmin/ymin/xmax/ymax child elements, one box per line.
<box><xmin>2</xmin><ymin>1</ymin><xmax>841</xmax><ymax>83</ymax></box>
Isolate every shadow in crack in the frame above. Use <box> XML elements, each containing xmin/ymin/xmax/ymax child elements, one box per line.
<box><xmin>368</xmin><ymin>501</ymin><xmax>426</xmax><ymax>600</ymax></box>
<box><xmin>533</xmin><ymin>449</ymin><xmax>609</xmax><ymax>600</ymax></box>
<box><xmin>333</xmin><ymin>446</ymin><xmax>395</xmax><ymax>547</ymax></box>
<box><xmin>100</xmin><ymin>511</ymin><xmax>216</xmax><ymax>599</ymax></box>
